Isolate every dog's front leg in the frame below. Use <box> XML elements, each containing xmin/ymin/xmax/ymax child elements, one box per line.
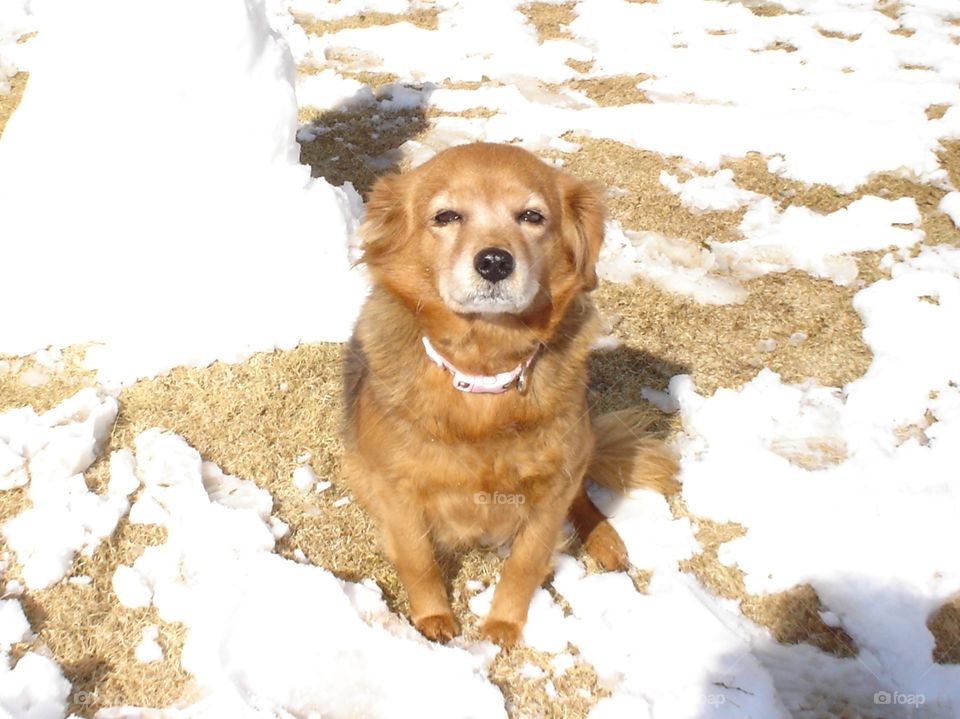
<box><xmin>379</xmin><ymin>502</ymin><xmax>460</xmax><ymax>642</ymax></box>
<box><xmin>480</xmin><ymin>482</ymin><xmax>579</xmax><ymax>647</ymax></box>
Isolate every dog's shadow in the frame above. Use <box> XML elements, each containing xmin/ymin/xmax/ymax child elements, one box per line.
<box><xmin>587</xmin><ymin>345</ymin><xmax>690</xmax><ymax>425</ymax></box>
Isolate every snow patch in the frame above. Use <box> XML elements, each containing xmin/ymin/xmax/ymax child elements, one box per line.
<box><xmin>940</xmin><ymin>191</ymin><xmax>960</xmax><ymax>227</ymax></box>
<box><xmin>660</xmin><ymin>169</ymin><xmax>760</xmax><ymax>211</ymax></box>
<box><xmin>0</xmin><ymin>597</ymin><xmax>70</xmax><ymax>719</ymax></box>
<box><xmin>134</xmin><ymin>625</ymin><xmax>163</xmax><ymax>663</ymax></box>
<box><xmin>1</xmin><ymin>389</ymin><xmax>130</xmax><ymax>589</ymax></box>
<box><xmin>719</xmin><ymin>195</ymin><xmax>923</xmax><ymax>286</ymax></box>
<box><xmin>0</xmin><ymin>0</ymin><xmax>368</xmax><ymax>385</ymax></box>
<box><xmin>672</xmin><ymin>247</ymin><xmax>960</xmax><ymax>712</ymax></box>
<box><xmin>597</xmin><ymin>195</ymin><xmax>923</xmax><ymax>304</ymax></box>
<box><xmin>111</xmin><ymin>429</ymin><xmax>506</xmax><ymax>717</ymax></box>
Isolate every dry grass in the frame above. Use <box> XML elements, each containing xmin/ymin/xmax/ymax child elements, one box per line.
<box><xmin>929</xmin><ymin>598</ymin><xmax>960</xmax><ymax>664</ymax></box>
<box><xmin>22</xmin><ymin>522</ymin><xmax>189</xmax><ymax>716</ymax></box>
<box><xmin>816</xmin><ymin>28</ymin><xmax>862</xmax><ymax>41</ymax></box>
<box><xmin>0</xmin><ymin>355</ymin><xmax>97</xmax><ymax>549</ymax></box>
<box><xmin>568</xmin><ymin>74</ymin><xmax>653</xmax><ymax>106</ymax></box>
<box><xmin>0</xmin><ymin>71</ymin><xmax>28</xmax><ymax>137</ymax></box>
<box><xmin>747</xmin><ymin>2</ymin><xmax>791</xmax><ymax>16</ymax></box>
<box><xmin>594</xmin><ymin>272</ymin><xmax>872</xmax><ymax>397</ymax></box>
<box><xmin>725</xmin><ymin>151</ymin><xmax>960</xmax><ymax>252</ymax></box>
<box><xmin>761</xmin><ymin>40</ymin><xmax>799</xmax><ymax>53</ymax></box>
<box><xmin>565</xmin><ymin>58</ymin><xmax>594</xmax><ymax>74</ymax></box>
<box><xmin>520</xmin><ymin>2</ymin><xmax>576</xmax><ymax>42</ymax></box>
<box><xmin>927</xmin><ymin>103</ymin><xmax>950</xmax><ymax>121</ymax></box>
<box><xmin>875</xmin><ymin>1</ymin><xmax>903</xmax><ymax>22</ymax></box>
<box><xmin>547</xmin><ymin>137</ymin><xmax>746</xmax><ymax>245</ymax></box>
<box><xmin>553</xmin><ymin>140</ymin><xmax>912</xmax><ymax>384</ymax></box>
<box><xmin>0</xmin><ymin>369</ymin><xmax>188</xmax><ymax>716</ymax></box>
<box><xmin>677</xmin><ymin>514</ymin><xmax>856</xmax><ymax>657</ymax></box>
<box><xmin>111</xmin><ymin>345</ymin><xmax>388</xmax><ymax>582</ymax></box>
<box><xmin>0</xmin><ymin>350</ymin><xmax>96</xmax><ymax>416</ymax></box>
<box><xmin>488</xmin><ymin>646</ymin><xmax>607</xmax><ymax>718</ymax></box>
<box><xmin>291</xmin><ymin>7</ymin><xmax>438</xmax><ymax>91</ymax></box>
<box><xmin>443</xmin><ymin>553</ymin><xmax>609</xmax><ymax>718</ymax></box>
<box><xmin>939</xmin><ymin>138</ymin><xmax>960</xmax><ymax>189</ymax></box>
<box><xmin>292</xmin><ymin>8</ymin><xmax>439</xmax><ymax>36</ymax></box>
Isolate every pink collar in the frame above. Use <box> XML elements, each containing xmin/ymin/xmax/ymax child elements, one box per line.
<box><xmin>422</xmin><ymin>337</ymin><xmax>542</xmax><ymax>394</ymax></box>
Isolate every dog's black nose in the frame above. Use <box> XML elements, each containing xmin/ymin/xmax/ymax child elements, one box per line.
<box><xmin>474</xmin><ymin>247</ymin><xmax>515</xmax><ymax>283</ymax></box>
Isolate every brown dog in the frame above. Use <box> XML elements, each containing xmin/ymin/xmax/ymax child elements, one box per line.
<box><xmin>342</xmin><ymin>143</ymin><xmax>677</xmax><ymax>646</ymax></box>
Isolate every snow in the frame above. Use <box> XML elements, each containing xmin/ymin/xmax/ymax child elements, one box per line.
<box><xmin>570</xmin><ymin>0</ymin><xmax>960</xmax><ymax>191</ymax></box>
<box><xmin>598</xmin><ymin>194</ymin><xmax>924</xmax><ymax>300</ymax></box>
<box><xmin>1</xmin><ymin>389</ymin><xmax>128</xmax><ymax>589</ymax></box>
<box><xmin>659</xmin><ymin>169</ymin><xmax>761</xmax><ymax>212</ymax></box>
<box><xmin>290</xmin><ymin>0</ymin><xmax>414</xmax><ymax>21</ymax></box>
<box><xmin>550</xmin><ymin>653</ymin><xmax>575</xmax><ymax>676</ymax></box>
<box><xmin>291</xmin><ymin>464</ymin><xmax>317</xmax><ymax>491</ymax></box>
<box><xmin>588</xmin><ymin>484</ymin><xmax>698</xmax><ymax>571</ymax></box>
<box><xmin>519</xmin><ymin>662</ymin><xmax>544</xmax><ymax>680</ymax></box>
<box><xmin>0</xmin><ymin>651</ymin><xmax>71</xmax><ymax>719</ymax></box>
<box><xmin>269</xmin><ymin>516</ymin><xmax>290</xmax><ymax>540</ymax></box>
<box><xmin>720</xmin><ymin>195</ymin><xmax>923</xmax><ymax>286</ymax></box>
<box><xmin>297</xmin><ymin>68</ymin><xmax>374</xmax><ymax>111</ymax></box>
<box><xmin>940</xmin><ymin>191</ymin><xmax>960</xmax><ymax>227</ymax></box>
<box><xmin>111</xmin><ymin>564</ymin><xmax>152</xmax><ymax>610</ymax></box>
<box><xmin>0</xmin><ymin>0</ymin><xmax>367</xmax><ymax>386</ymax></box>
<box><xmin>0</xmin><ymin>0</ymin><xmax>34</xmax><ymax>93</ymax></box>
<box><xmin>671</xmin><ymin>244</ymin><xmax>960</xmax><ymax>713</ymax></box>
<box><xmin>597</xmin><ymin>223</ymin><xmax>748</xmax><ymax>304</ymax></box>
<box><xmin>108</xmin><ymin>428</ymin><xmax>505</xmax><ymax>718</ymax></box>
<box><xmin>596</xmin><ymin>192</ymin><xmax>925</xmax><ymax>301</ymax></box>
<box><xmin>2</xmin><ymin>0</ymin><xmax>960</xmax><ymax>717</ymax></box>
<box><xmin>553</xmin><ymin>558</ymin><xmax>789</xmax><ymax>718</ymax></box>
<box><xmin>0</xmin><ymin>599</ymin><xmax>31</xmax><ymax>648</ymax></box>
<box><xmin>133</xmin><ymin>626</ymin><xmax>163</xmax><ymax>664</ymax></box>
<box><xmin>0</xmin><ymin>597</ymin><xmax>70</xmax><ymax>719</ymax></box>
<box><xmin>302</xmin><ymin>2</ymin><xmax>582</xmax><ymax>85</ymax></box>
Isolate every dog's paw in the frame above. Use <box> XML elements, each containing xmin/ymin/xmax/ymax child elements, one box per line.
<box><xmin>584</xmin><ymin>520</ymin><xmax>629</xmax><ymax>571</ymax></box>
<box><xmin>415</xmin><ymin>613</ymin><xmax>461</xmax><ymax>643</ymax></box>
<box><xmin>480</xmin><ymin>617</ymin><xmax>523</xmax><ymax>647</ymax></box>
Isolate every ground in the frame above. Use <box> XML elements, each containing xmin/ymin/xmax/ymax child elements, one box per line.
<box><xmin>1</xmin><ymin>2</ymin><xmax>959</xmax><ymax>717</ymax></box>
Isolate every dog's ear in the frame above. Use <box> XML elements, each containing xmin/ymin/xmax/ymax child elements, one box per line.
<box><xmin>359</xmin><ymin>174</ymin><xmax>410</xmax><ymax>267</ymax></box>
<box><xmin>560</xmin><ymin>174</ymin><xmax>606</xmax><ymax>291</ymax></box>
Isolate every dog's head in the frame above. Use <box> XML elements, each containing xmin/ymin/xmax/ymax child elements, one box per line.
<box><xmin>359</xmin><ymin>143</ymin><xmax>605</xmax><ymax>330</ymax></box>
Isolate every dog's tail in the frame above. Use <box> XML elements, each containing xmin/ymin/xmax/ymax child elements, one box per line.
<box><xmin>587</xmin><ymin>408</ymin><xmax>680</xmax><ymax>495</ymax></box>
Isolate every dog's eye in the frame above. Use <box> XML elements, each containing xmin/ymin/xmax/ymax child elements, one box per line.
<box><xmin>433</xmin><ymin>210</ymin><xmax>462</xmax><ymax>226</ymax></box>
<box><xmin>518</xmin><ymin>209</ymin><xmax>545</xmax><ymax>225</ymax></box>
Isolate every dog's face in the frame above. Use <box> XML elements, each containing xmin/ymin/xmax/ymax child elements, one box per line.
<box><xmin>360</xmin><ymin>143</ymin><xmax>605</xmax><ymax>328</ymax></box>
<box><xmin>428</xmin><ymin>175</ymin><xmax>547</xmax><ymax>315</ymax></box>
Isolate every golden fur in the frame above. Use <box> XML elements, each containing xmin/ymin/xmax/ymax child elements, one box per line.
<box><xmin>342</xmin><ymin>143</ymin><xmax>677</xmax><ymax>646</ymax></box>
